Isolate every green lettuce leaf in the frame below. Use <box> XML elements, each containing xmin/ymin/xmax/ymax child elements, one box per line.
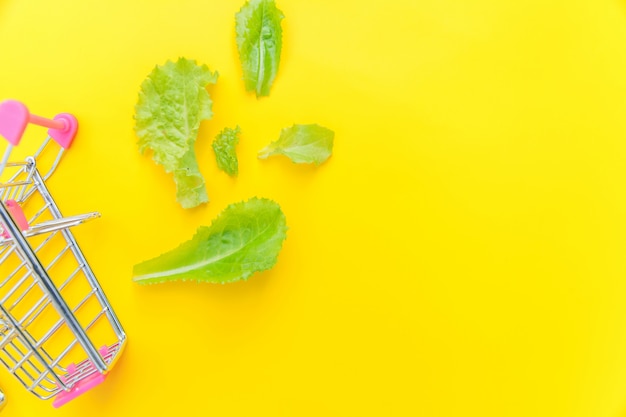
<box><xmin>134</xmin><ymin>57</ymin><xmax>218</xmax><ymax>208</ymax></box>
<box><xmin>132</xmin><ymin>198</ymin><xmax>287</xmax><ymax>285</ymax></box>
<box><xmin>212</xmin><ymin>126</ymin><xmax>241</xmax><ymax>176</ymax></box>
<box><xmin>235</xmin><ymin>0</ymin><xmax>284</xmax><ymax>97</ymax></box>
<box><xmin>258</xmin><ymin>124</ymin><xmax>334</xmax><ymax>165</ymax></box>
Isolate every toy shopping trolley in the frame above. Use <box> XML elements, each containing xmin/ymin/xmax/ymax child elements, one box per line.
<box><xmin>0</xmin><ymin>100</ymin><xmax>126</xmax><ymax>408</ymax></box>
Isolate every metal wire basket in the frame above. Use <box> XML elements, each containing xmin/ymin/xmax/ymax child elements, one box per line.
<box><xmin>0</xmin><ymin>100</ymin><xmax>126</xmax><ymax>408</ymax></box>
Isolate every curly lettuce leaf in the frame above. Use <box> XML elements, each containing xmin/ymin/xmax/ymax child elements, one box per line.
<box><xmin>235</xmin><ymin>0</ymin><xmax>284</xmax><ymax>97</ymax></box>
<box><xmin>132</xmin><ymin>198</ymin><xmax>287</xmax><ymax>285</ymax></box>
<box><xmin>212</xmin><ymin>126</ymin><xmax>241</xmax><ymax>176</ymax></box>
<box><xmin>134</xmin><ymin>57</ymin><xmax>218</xmax><ymax>208</ymax></box>
<box><xmin>258</xmin><ymin>124</ymin><xmax>334</xmax><ymax>165</ymax></box>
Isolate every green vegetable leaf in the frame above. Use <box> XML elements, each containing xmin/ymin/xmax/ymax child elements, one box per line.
<box><xmin>258</xmin><ymin>124</ymin><xmax>334</xmax><ymax>165</ymax></box>
<box><xmin>212</xmin><ymin>126</ymin><xmax>241</xmax><ymax>176</ymax></box>
<box><xmin>132</xmin><ymin>198</ymin><xmax>287</xmax><ymax>285</ymax></box>
<box><xmin>134</xmin><ymin>57</ymin><xmax>218</xmax><ymax>208</ymax></box>
<box><xmin>235</xmin><ymin>0</ymin><xmax>284</xmax><ymax>97</ymax></box>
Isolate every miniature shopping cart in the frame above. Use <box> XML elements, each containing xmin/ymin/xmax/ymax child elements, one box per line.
<box><xmin>0</xmin><ymin>100</ymin><xmax>126</xmax><ymax>408</ymax></box>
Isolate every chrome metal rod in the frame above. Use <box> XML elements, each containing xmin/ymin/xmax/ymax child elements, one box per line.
<box><xmin>0</xmin><ymin>199</ymin><xmax>107</xmax><ymax>374</ymax></box>
<box><xmin>31</xmin><ymin>168</ymin><xmax>126</xmax><ymax>347</ymax></box>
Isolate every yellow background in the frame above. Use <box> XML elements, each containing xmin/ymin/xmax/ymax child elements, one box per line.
<box><xmin>2</xmin><ymin>0</ymin><xmax>626</xmax><ymax>415</ymax></box>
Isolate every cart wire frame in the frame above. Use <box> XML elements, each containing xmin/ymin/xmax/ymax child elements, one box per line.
<box><xmin>0</xmin><ymin>100</ymin><xmax>126</xmax><ymax>408</ymax></box>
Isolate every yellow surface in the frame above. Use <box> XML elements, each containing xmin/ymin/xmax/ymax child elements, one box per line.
<box><xmin>2</xmin><ymin>0</ymin><xmax>626</xmax><ymax>415</ymax></box>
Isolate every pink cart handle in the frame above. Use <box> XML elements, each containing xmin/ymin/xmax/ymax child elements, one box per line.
<box><xmin>0</xmin><ymin>100</ymin><xmax>78</xmax><ymax>148</ymax></box>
